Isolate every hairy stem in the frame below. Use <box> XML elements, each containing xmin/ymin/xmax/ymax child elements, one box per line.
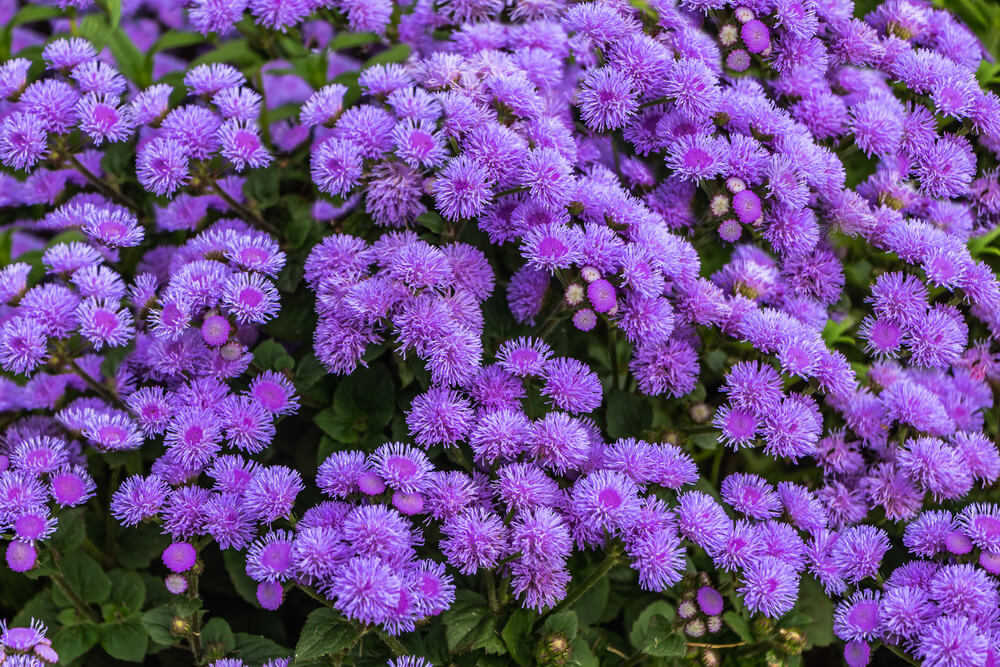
<box><xmin>210</xmin><ymin>181</ymin><xmax>279</xmax><ymax>236</ymax></box>
<box><xmin>541</xmin><ymin>549</ymin><xmax>620</xmax><ymax>623</ymax></box>
<box><xmin>51</xmin><ymin>572</ymin><xmax>102</xmax><ymax>624</ymax></box>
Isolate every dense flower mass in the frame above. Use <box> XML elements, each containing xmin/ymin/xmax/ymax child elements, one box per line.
<box><xmin>1</xmin><ymin>0</ymin><xmax>1000</xmax><ymax>664</ymax></box>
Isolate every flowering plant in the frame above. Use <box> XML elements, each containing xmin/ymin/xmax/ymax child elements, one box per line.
<box><xmin>1</xmin><ymin>0</ymin><xmax>1000</xmax><ymax>665</ymax></box>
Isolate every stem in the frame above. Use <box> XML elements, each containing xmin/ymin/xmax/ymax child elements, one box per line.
<box><xmin>495</xmin><ymin>185</ymin><xmax>528</xmax><ymax>198</ymax></box>
<box><xmin>374</xmin><ymin>628</ymin><xmax>406</xmax><ymax>656</ymax></box>
<box><xmin>619</xmin><ymin>651</ymin><xmax>646</xmax><ymax>667</ymax></box>
<box><xmin>541</xmin><ymin>550</ymin><xmax>620</xmax><ymax>623</ymax></box>
<box><xmin>485</xmin><ymin>570</ymin><xmax>499</xmax><ymax>613</ymax></box>
<box><xmin>210</xmin><ymin>181</ymin><xmax>279</xmax><ymax>236</ymax></box>
<box><xmin>82</xmin><ymin>537</ymin><xmax>113</xmax><ymax>567</ymax></box>
<box><xmin>608</xmin><ymin>327</ymin><xmax>621</xmax><ymax>391</ymax></box>
<box><xmin>187</xmin><ymin>573</ymin><xmax>202</xmax><ymax>663</ymax></box>
<box><xmin>709</xmin><ymin>444</ymin><xmax>724</xmax><ymax>487</ymax></box>
<box><xmin>686</xmin><ymin>642</ymin><xmax>747</xmax><ymax>649</ymax></box>
<box><xmin>65</xmin><ymin>356</ymin><xmax>123</xmax><ymax>408</ymax></box>
<box><xmin>51</xmin><ymin>573</ymin><xmax>102</xmax><ymax>624</ymax></box>
<box><xmin>534</xmin><ymin>300</ymin><xmax>565</xmax><ymax>341</ymax></box>
<box><xmin>65</xmin><ymin>152</ymin><xmax>143</xmax><ymax>215</ymax></box>
<box><xmin>883</xmin><ymin>643</ymin><xmax>919</xmax><ymax>666</ymax></box>
<box><xmin>297</xmin><ymin>583</ymin><xmax>334</xmax><ymax>607</ymax></box>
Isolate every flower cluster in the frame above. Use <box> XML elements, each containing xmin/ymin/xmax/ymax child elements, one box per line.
<box><xmin>1</xmin><ymin>0</ymin><xmax>1000</xmax><ymax>663</ymax></box>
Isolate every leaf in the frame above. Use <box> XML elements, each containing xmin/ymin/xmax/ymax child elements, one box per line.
<box><xmin>106</xmin><ymin>0</ymin><xmax>122</xmax><ymax>27</ymax></box>
<box><xmin>542</xmin><ymin>611</ymin><xmax>578</xmax><ymax>640</ymax></box>
<box><xmin>330</xmin><ymin>31</ymin><xmax>380</xmax><ymax>49</ymax></box>
<box><xmin>606</xmin><ymin>389</ymin><xmax>652</xmax><ymax>440</ymax></box>
<box><xmin>234</xmin><ymin>633</ymin><xmax>292</xmax><ymax>663</ymax></box>
<box><xmin>150</xmin><ymin>30</ymin><xmax>206</xmax><ymax>53</ymax></box>
<box><xmin>314</xmin><ymin>408</ymin><xmax>358</xmax><ymax>443</ymax></box>
<box><xmin>295</xmin><ymin>608</ymin><xmax>355</xmax><ymax>661</ymax></box>
<box><xmin>110</xmin><ymin>570</ymin><xmax>146</xmax><ymax>612</ymax></box>
<box><xmin>53</xmin><ymin>622</ymin><xmax>100</xmax><ymax>663</ymax></box>
<box><xmin>629</xmin><ymin>601</ymin><xmax>675</xmax><ymax>649</ymax></box>
<box><xmin>50</xmin><ymin>511</ymin><xmax>85</xmax><ymax>552</ymax></box>
<box><xmin>441</xmin><ymin>591</ymin><xmax>489</xmax><ymax>652</ymax></box>
<box><xmin>142</xmin><ymin>606</ymin><xmax>177</xmax><ymax>646</ymax></box>
<box><xmin>969</xmin><ymin>223</ymin><xmax>1000</xmax><ymax>259</ymax></box>
<box><xmin>365</xmin><ymin>44</ymin><xmax>411</xmax><ymax>66</ymax></box>
<box><xmin>570</xmin><ymin>636</ymin><xmax>599</xmax><ymax>667</ymax></box>
<box><xmin>574</xmin><ymin>570</ymin><xmax>610</xmax><ymax>627</ymax></box>
<box><xmin>202</xmin><ymin>617</ymin><xmax>236</xmax><ymax>654</ymax></box>
<box><xmin>501</xmin><ymin>608</ymin><xmax>536</xmax><ymax>666</ymax></box>
<box><xmin>60</xmin><ymin>552</ymin><xmax>111</xmax><ymax>605</ymax></box>
<box><xmin>100</xmin><ymin>616</ymin><xmax>149</xmax><ymax>662</ymax></box>
<box><xmin>333</xmin><ymin>363</ymin><xmax>395</xmax><ymax>430</ymax></box>
<box><xmin>193</xmin><ymin>39</ymin><xmax>260</xmax><ymax>69</ymax></box>
<box><xmin>640</xmin><ymin>617</ymin><xmax>685</xmax><ymax>657</ymax></box>
<box><xmin>222</xmin><ymin>549</ymin><xmax>260</xmax><ymax>606</ymax></box>
<box><xmin>723</xmin><ymin>611</ymin><xmax>754</xmax><ymax>644</ymax></box>
<box><xmin>116</xmin><ymin>522</ymin><xmax>169</xmax><ymax>570</ymax></box>
<box><xmin>789</xmin><ymin>576</ymin><xmax>834</xmax><ymax>648</ymax></box>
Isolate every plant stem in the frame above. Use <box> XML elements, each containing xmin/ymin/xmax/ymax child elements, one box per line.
<box><xmin>709</xmin><ymin>444</ymin><xmax>724</xmax><ymax>487</ymax></box>
<box><xmin>51</xmin><ymin>573</ymin><xmax>102</xmax><ymax>624</ymax></box>
<box><xmin>210</xmin><ymin>181</ymin><xmax>279</xmax><ymax>236</ymax></box>
<box><xmin>485</xmin><ymin>570</ymin><xmax>499</xmax><ymax>613</ymax></box>
<box><xmin>187</xmin><ymin>573</ymin><xmax>202</xmax><ymax>663</ymax></box>
<box><xmin>65</xmin><ymin>356</ymin><xmax>123</xmax><ymax>408</ymax></box>
<box><xmin>619</xmin><ymin>651</ymin><xmax>646</xmax><ymax>667</ymax></box>
<box><xmin>608</xmin><ymin>327</ymin><xmax>621</xmax><ymax>391</ymax></box>
<box><xmin>374</xmin><ymin>627</ymin><xmax>406</xmax><ymax>656</ymax></box>
<box><xmin>883</xmin><ymin>643</ymin><xmax>919</xmax><ymax>666</ymax></box>
<box><xmin>65</xmin><ymin>152</ymin><xmax>143</xmax><ymax>215</ymax></box>
<box><xmin>541</xmin><ymin>549</ymin><xmax>620</xmax><ymax>623</ymax></box>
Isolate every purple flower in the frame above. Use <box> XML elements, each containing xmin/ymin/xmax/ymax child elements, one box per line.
<box><xmin>328</xmin><ymin>555</ymin><xmax>401</xmax><ymax>624</ymax></box>
<box><xmin>137</xmin><ymin>138</ymin><xmax>189</xmax><ymax>196</ymax></box>
<box><xmin>741</xmin><ymin>19</ymin><xmax>770</xmax><ymax>53</ymax></box>
<box><xmin>218</xmin><ymin>120</ymin><xmax>272</xmax><ymax>171</ymax></box>
<box><xmin>433</xmin><ymin>156</ymin><xmax>494</xmax><ymax>221</ymax></box>
<box><xmin>833</xmin><ymin>590</ymin><xmax>881</xmax><ymax>642</ymax></box>
<box><xmin>739</xmin><ymin>556</ymin><xmax>798</xmax><ymax>618</ymax></box>
<box><xmin>440</xmin><ymin>507</ymin><xmax>507</xmax><ymax>574</ymax></box>
<box><xmin>110</xmin><ymin>475</ymin><xmax>170</xmax><ymax>526</ymax></box>
<box><xmin>0</xmin><ymin>112</ymin><xmax>47</xmax><ymax>171</ymax></box>
<box><xmin>244</xmin><ymin>466</ymin><xmax>303</xmax><ymax>522</ymax></box>
<box><xmin>579</xmin><ymin>66</ymin><xmax>637</xmax><ymax>132</ymax></box>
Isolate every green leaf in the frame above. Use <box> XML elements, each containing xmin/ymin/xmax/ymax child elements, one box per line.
<box><xmin>150</xmin><ymin>30</ymin><xmax>205</xmax><ymax>53</ymax></box>
<box><xmin>441</xmin><ymin>591</ymin><xmax>489</xmax><ymax>652</ymax></box>
<box><xmin>501</xmin><ymin>608</ymin><xmax>537</xmax><ymax>666</ymax></box>
<box><xmin>234</xmin><ymin>633</ymin><xmax>292</xmax><ymax>663</ymax></box>
<box><xmin>50</xmin><ymin>511</ymin><xmax>86</xmax><ymax>552</ymax></box>
<box><xmin>253</xmin><ymin>339</ymin><xmax>289</xmax><ymax>370</ymax></box>
<box><xmin>970</xmin><ymin>224</ymin><xmax>1000</xmax><ymax>259</ymax></box>
<box><xmin>110</xmin><ymin>570</ymin><xmax>146</xmax><ymax>611</ymax></box>
<box><xmin>333</xmin><ymin>363</ymin><xmax>395</xmax><ymax>430</ymax></box>
<box><xmin>314</xmin><ymin>408</ymin><xmax>358</xmax><ymax>443</ymax></box>
<box><xmin>629</xmin><ymin>601</ymin><xmax>675</xmax><ymax>649</ymax></box>
<box><xmin>106</xmin><ymin>0</ymin><xmax>122</xmax><ymax>27</ymax></box>
<box><xmin>193</xmin><ymin>39</ymin><xmax>260</xmax><ymax>69</ymax></box>
<box><xmin>574</xmin><ymin>570</ymin><xmax>610</xmax><ymax>627</ymax></box>
<box><xmin>141</xmin><ymin>606</ymin><xmax>177</xmax><ymax>646</ymax></box>
<box><xmin>570</xmin><ymin>636</ymin><xmax>599</xmax><ymax>667</ymax></box>
<box><xmin>330</xmin><ymin>31</ymin><xmax>380</xmax><ymax>49</ymax></box>
<box><xmin>116</xmin><ymin>522</ymin><xmax>170</xmax><ymax>570</ymax></box>
<box><xmin>53</xmin><ymin>622</ymin><xmax>100</xmax><ymax>663</ymax></box>
<box><xmin>295</xmin><ymin>608</ymin><xmax>355</xmax><ymax>661</ymax></box>
<box><xmin>100</xmin><ymin>616</ymin><xmax>149</xmax><ymax>662</ymax></box>
<box><xmin>606</xmin><ymin>389</ymin><xmax>652</xmax><ymax>440</ymax></box>
<box><xmin>542</xmin><ymin>611</ymin><xmax>578</xmax><ymax>640</ymax></box>
<box><xmin>202</xmin><ymin>617</ymin><xmax>236</xmax><ymax>654</ymax></box>
<box><xmin>788</xmin><ymin>576</ymin><xmax>834</xmax><ymax>648</ymax></box>
<box><xmin>222</xmin><ymin>549</ymin><xmax>260</xmax><ymax>606</ymax></box>
<box><xmin>60</xmin><ymin>552</ymin><xmax>111</xmax><ymax>605</ymax></box>
<box><xmin>640</xmin><ymin>617</ymin><xmax>685</xmax><ymax>657</ymax></box>
<box><xmin>365</xmin><ymin>44</ymin><xmax>411</xmax><ymax>66</ymax></box>
<box><xmin>723</xmin><ymin>611</ymin><xmax>754</xmax><ymax>644</ymax></box>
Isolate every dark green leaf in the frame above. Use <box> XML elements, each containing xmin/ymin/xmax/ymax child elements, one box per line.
<box><xmin>542</xmin><ymin>611</ymin><xmax>578</xmax><ymax>640</ymax></box>
<box><xmin>53</xmin><ymin>622</ymin><xmax>100</xmax><ymax>663</ymax></box>
<box><xmin>150</xmin><ymin>30</ymin><xmax>205</xmax><ymax>53</ymax></box>
<box><xmin>295</xmin><ymin>608</ymin><xmax>355</xmax><ymax>661</ymax></box>
<box><xmin>629</xmin><ymin>601</ymin><xmax>675</xmax><ymax>649</ymax></box>
<box><xmin>253</xmin><ymin>339</ymin><xmax>288</xmax><ymax>371</ymax></box>
<box><xmin>723</xmin><ymin>611</ymin><xmax>754</xmax><ymax>644</ymax></box>
<box><xmin>193</xmin><ymin>40</ymin><xmax>260</xmax><ymax>69</ymax></box>
<box><xmin>141</xmin><ymin>606</ymin><xmax>177</xmax><ymax>646</ymax></box>
<box><xmin>234</xmin><ymin>633</ymin><xmax>292</xmax><ymax>662</ymax></box>
<box><xmin>333</xmin><ymin>363</ymin><xmax>395</xmax><ymax>430</ymax></box>
<box><xmin>441</xmin><ymin>591</ymin><xmax>489</xmax><ymax>652</ymax></box>
<box><xmin>60</xmin><ymin>552</ymin><xmax>112</xmax><ymax>605</ymax></box>
<box><xmin>641</xmin><ymin>617</ymin><xmax>685</xmax><ymax>657</ymax></box>
<box><xmin>100</xmin><ymin>616</ymin><xmax>149</xmax><ymax>662</ymax></box>
<box><xmin>574</xmin><ymin>570</ymin><xmax>610</xmax><ymax>627</ymax></box>
<box><xmin>115</xmin><ymin>522</ymin><xmax>169</xmax><ymax>570</ymax></box>
<box><xmin>606</xmin><ymin>389</ymin><xmax>652</xmax><ymax>440</ymax></box>
<box><xmin>570</xmin><ymin>636</ymin><xmax>599</xmax><ymax>667</ymax></box>
<box><xmin>202</xmin><ymin>617</ymin><xmax>236</xmax><ymax>654</ymax></box>
<box><xmin>365</xmin><ymin>44</ymin><xmax>411</xmax><ymax>66</ymax></box>
<box><xmin>314</xmin><ymin>408</ymin><xmax>358</xmax><ymax>442</ymax></box>
<box><xmin>501</xmin><ymin>608</ymin><xmax>536</xmax><ymax>666</ymax></box>
<box><xmin>789</xmin><ymin>576</ymin><xmax>834</xmax><ymax>647</ymax></box>
<box><xmin>110</xmin><ymin>570</ymin><xmax>146</xmax><ymax>611</ymax></box>
<box><xmin>330</xmin><ymin>31</ymin><xmax>380</xmax><ymax>49</ymax></box>
<box><xmin>50</xmin><ymin>511</ymin><xmax>85</xmax><ymax>552</ymax></box>
<box><xmin>222</xmin><ymin>549</ymin><xmax>260</xmax><ymax>606</ymax></box>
